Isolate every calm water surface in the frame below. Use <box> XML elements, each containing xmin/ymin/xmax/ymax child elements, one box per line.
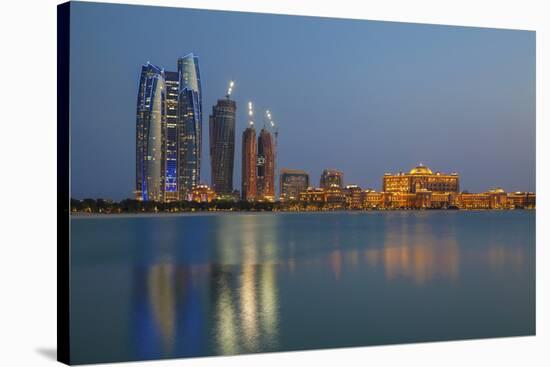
<box><xmin>70</xmin><ymin>211</ymin><xmax>535</xmax><ymax>364</ymax></box>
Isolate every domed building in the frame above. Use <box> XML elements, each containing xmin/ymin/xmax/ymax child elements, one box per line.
<box><xmin>409</xmin><ymin>163</ymin><xmax>433</xmax><ymax>175</ymax></box>
<box><xmin>383</xmin><ymin>163</ymin><xmax>460</xmax><ymax>194</ymax></box>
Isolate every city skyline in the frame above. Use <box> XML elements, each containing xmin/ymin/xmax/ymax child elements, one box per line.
<box><xmin>70</xmin><ymin>2</ymin><xmax>535</xmax><ymax>200</ymax></box>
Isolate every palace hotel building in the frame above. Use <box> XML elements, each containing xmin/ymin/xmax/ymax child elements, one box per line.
<box><xmin>382</xmin><ymin>163</ymin><xmax>459</xmax><ymax>194</ymax></box>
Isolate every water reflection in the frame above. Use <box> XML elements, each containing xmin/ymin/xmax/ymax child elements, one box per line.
<box><xmin>487</xmin><ymin>245</ymin><xmax>525</xmax><ymax>273</ymax></box>
<box><xmin>213</xmin><ymin>215</ymin><xmax>279</xmax><ymax>355</ymax></box>
<box><xmin>330</xmin><ymin>250</ymin><xmax>342</xmax><ymax>280</ymax></box>
<box><xmin>134</xmin><ymin>263</ymin><xmax>280</xmax><ymax>358</ymax></box>
<box><xmin>132</xmin><ymin>215</ymin><xmax>280</xmax><ymax>360</ymax></box>
<box><xmin>132</xmin><ymin>262</ymin><xmax>210</xmax><ymax>360</ymax></box>
<box><xmin>147</xmin><ymin>262</ymin><xmax>175</xmax><ymax>354</ymax></box>
<box><xmin>281</xmin><ymin>213</ymin><xmax>462</xmax><ymax>285</ymax></box>
<box><xmin>212</xmin><ymin>266</ymin><xmax>239</xmax><ymax>355</ymax></box>
<box><xmin>364</xmin><ymin>214</ymin><xmax>460</xmax><ymax>284</ymax></box>
<box><xmin>71</xmin><ymin>211</ymin><xmax>534</xmax><ymax>363</ymax></box>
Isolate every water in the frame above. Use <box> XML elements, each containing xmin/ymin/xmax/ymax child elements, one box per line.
<box><xmin>70</xmin><ymin>211</ymin><xmax>535</xmax><ymax>364</ymax></box>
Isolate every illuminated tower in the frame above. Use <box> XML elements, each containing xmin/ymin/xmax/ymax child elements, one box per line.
<box><xmin>177</xmin><ymin>53</ymin><xmax>202</xmax><ymax>198</ymax></box>
<box><xmin>257</xmin><ymin>128</ymin><xmax>275</xmax><ymax>201</ymax></box>
<box><xmin>242</xmin><ymin>102</ymin><xmax>257</xmax><ymax>201</ymax></box>
<box><xmin>164</xmin><ymin>71</ymin><xmax>179</xmax><ymax>201</ymax></box>
<box><xmin>135</xmin><ymin>62</ymin><xmax>166</xmax><ymax>202</ymax></box>
<box><xmin>209</xmin><ymin>81</ymin><xmax>236</xmax><ymax>194</ymax></box>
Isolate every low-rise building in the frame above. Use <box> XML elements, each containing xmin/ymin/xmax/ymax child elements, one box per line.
<box><xmin>362</xmin><ymin>190</ymin><xmax>386</xmax><ymax>209</ymax></box>
<box><xmin>190</xmin><ymin>184</ymin><xmax>216</xmax><ymax>203</ymax></box>
<box><xmin>507</xmin><ymin>192</ymin><xmax>536</xmax><ymax>209</ymax></box>
<box><xmin>299</xmin><ymin>187</ymin><xmax>326</xmax><ymax>208</ymax></box>
<box><xmin>344</xmin><ymin>185</ymin><xmax>363</xmax><ymax>209</ymax></box>
<box><xmin>457</xmin><ymin>192</ymin><xmax>491</xmax><ymax>209</ymax></box>
<box><xmin>325</xmin><ymin>184</ymin><xmax>346</xmax><ymax>209</ymax></box>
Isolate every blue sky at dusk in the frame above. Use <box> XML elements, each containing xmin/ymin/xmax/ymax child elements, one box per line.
<box><xmin>70</xmin><ymin>1</ymin><xmax>535</xmax><ymax>200</ymax></box>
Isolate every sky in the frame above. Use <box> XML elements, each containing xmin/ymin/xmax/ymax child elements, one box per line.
<box><xmin>69</xmin><ymin>1</ymin><xmax>536</xmax><ymax>200</ymax></box>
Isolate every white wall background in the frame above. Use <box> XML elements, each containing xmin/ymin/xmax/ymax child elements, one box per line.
<box><xmin>0</xmin><ymin>0</ymin><xmax>547</xmax><ymax>366</ymax></box>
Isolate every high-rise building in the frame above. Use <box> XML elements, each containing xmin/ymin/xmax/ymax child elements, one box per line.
<box><xmin>164</xmin><ymin>71</ymin><xmax>179</xmax><ymax>201</ymax></box>
<box><xmin>177</xmin><ymin>53</ymin><xmax>202</xmax><ymax>198</ymax></box>
<box><xmin>279</xmin><ymin>169</ymin><xmax>309</xmax><ymax>200</ymax></box>
<box><xmin>135</xmin><ymin>63</ymin><xmax>166</xmax><ymax>202</ymax></box>
<box><xmin>320</xmin><ymin>169</ymin><xmax>343</xmax><ymax>189</ymax></box>
<box><xmin>242</xmin><ymin>125</ymin><xmax>257</xmax><ymax>201</ymax></box>
<box><xmin>209</xmin><ymin>83</ymin><xmax>236</xmax><ymax>194</ymax></box>
<box><xmin>257</xmin><ymin>128</ymin><xmax>275</xmax><ymax>201</ymax></box>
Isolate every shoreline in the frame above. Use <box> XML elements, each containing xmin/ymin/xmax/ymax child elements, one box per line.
<box><xmin>70</xmin><ymin>208</ymin><xmax>535</xmax><ymax>219</ymax></box>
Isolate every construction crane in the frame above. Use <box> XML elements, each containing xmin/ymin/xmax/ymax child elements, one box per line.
<box><xmin>265</xmin><ymin>109</ymin><xmax>279</xmax><ymax>197</ymax></box>
<box><xmin>226</xmin><ymin>80</ymin><xmax>235</xmax><ymax>99</ymax></box>
<box><xmin>248</xmin><ymin>101</ymin><xmax>254</xmax><ymax>126</ymax></box>
<box><xmin>265</xmin><ymin>109</ymin><xmax>279</xmax><ymax>149</ymax></box>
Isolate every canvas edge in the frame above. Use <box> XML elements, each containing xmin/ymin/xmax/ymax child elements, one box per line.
<box><xmin>57</xmin><ymin>1</ymin><xmax>71</xmax><ymax>365</ymax></box>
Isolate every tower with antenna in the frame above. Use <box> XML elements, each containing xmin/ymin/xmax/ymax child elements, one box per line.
<box><xmin>241</xmin><ymin>101</ymin><xmax>257</xmax><ymax>200</ymax></box>
<box><xmin>265</xmin><ymin>110</ymin><xmax>279</xmax><ymax>149</ymax></box>
<box><xmin>209</xmin><ymin>80</ymin><xmax>237</xmax><ymax>195</ymax></box>
<box><xmin>265</xmin><ymin>110</ymin><xmax>279</xmax><ymax>199</ymax></box>
<box><xmin>226</xmin><ymin>80</ymin><xmax>234</xmax><ymax>99</ymax></box>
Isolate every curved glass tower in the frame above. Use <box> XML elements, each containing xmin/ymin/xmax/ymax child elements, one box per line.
<box><xmin>177</xmin><ymin>54</ymin><xmax>202</xmax><ymax>197</ymax></box>
<box><xmin>135</xmin><ymin>63</ymin><xmax>166</xmax><ymax>201</ymax></box>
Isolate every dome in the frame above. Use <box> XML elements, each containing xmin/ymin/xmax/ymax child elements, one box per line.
<box><xmin>409</xmin><ymin>163</ymin><xmax>433</xmax><ymax>175</ymax></box>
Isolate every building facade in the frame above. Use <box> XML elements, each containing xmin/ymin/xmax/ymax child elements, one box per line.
<box><xmin>344</xmin><ymin>185</ymin><xmax>363</xmax><ymax>209</ymax></box>
<box><xmin>177</xmin><ymin>54</ymin><xmax>202</xmax><ymax>197</ymax></box>
<box><xmin>257</xmin><ymin>128</ymin><xmax>276</xmax><ymax>201</ymax></box>
<box><xmin>299</xmin><ymin>188</ymin><xmax>326</xmax><ymax>208</ymax></box>
<box><xmin>209</xmin><ymin>97</ymin><xmax>236</xmax><ymax>194</ymax></box>
<box><xmin>507</xmin><ymin>192</ymin><xmax>536</xmax><ymax>209</ymax></box>
<box><xmin>190</xmin><ymin>184</ymin><xmax>216</xmax><ymax>203</ymax></box>
<box><xmin>383</xmin><ymin>164</ymin><xmax>459</xmax><ymax>193</ymax></box>
<box><xmin>362</xmin><ymin>190</ymin><xmax>386</xmax><ymax>209</ymax></box>
<box><xmin>325</xmin><ymin>185</ymin><xmax>346</xmax><ymax>209</ymax></box>
<box><xmin>241</xmin><ymin>126</ymin><xmax>257</xmax><ymax>201</ymax></box>
<box><xmin>320</xmin><ymin>169</ymin><xmax>344</xmax><ymax>189</ymax></box>
<box><xmin>136</xmin><ymin>63</ymin><xmax>166</xmax><ymax>202</ymax></box>
<box><xmin>164</xmin><ymin>70</ymin><xmax>179</xmax><ymax>201</ymax></box>
<box><xmin>279</xmin><ymin>169</ymin><xmax>309</xmax><ymax>201</ymax></box>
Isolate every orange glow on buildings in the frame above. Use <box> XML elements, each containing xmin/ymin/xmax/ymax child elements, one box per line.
<box><xmin>295</xmin><ymin>164</ymin><xmax>535</xmax><ymax>210</ymax></box>
<box><xmin>241</xmin><ymin>126</ymin><xmax>257</xmax><ymax>201</ymax></box>
<box><xmin>383</xmin><ymin>163</ymin><xmax>459</xmax><ymax>193</ymax></box>
<box><xmin>190</xmin><ymin>184</ymin><xmax>216</xmax><ymax>203</ymax></box>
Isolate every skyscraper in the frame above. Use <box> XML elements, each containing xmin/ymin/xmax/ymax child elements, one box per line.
<box><xmin>242</xmin><ymin>102</ymin><xmax>257</xmax><ymax>201</ymax></box>
<box><xmin>242</xmin><ymin>126</ymin><xmax>257</xmax><ymax>201</ymax></box>
<box><xmin>257</xmin><ymin>128</ymin><xmax>275</xmax><ymax>201</ymax></box>
<box><xmin>135</xmin><ymin>63</ymin><xmax>166</xmax><ymax>202</ymax></box>
<box><xmin>320</xmin><ymin>169</ymin><xmax>344</xmax><ymax>189</ymax></box>
<box><xmin>164</xmin><ymin>71</ymin><xmax>179</xmax><ymax>201</ymax></box>
<box><xmin>177</xmin><ymin>53</ymin><xmax>202</xmax><ymax>198</ymax></box>
<box><xmin>209</xmin><ymin>82</ymin><xmax>236</xmax><ymax>194</ymax></box>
